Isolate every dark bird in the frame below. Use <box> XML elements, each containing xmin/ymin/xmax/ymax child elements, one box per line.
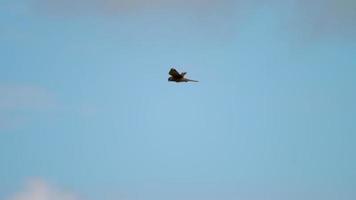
<box><xmin>168</xmin><ymin>68</ymin><xmax>198</xmax><ymax>83</ymax></box>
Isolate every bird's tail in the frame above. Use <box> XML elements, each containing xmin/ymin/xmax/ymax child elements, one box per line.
<box><xmin>187</xmin><ymin>79</ymin><xmax>198</xmax><ymax>82</ymax></box>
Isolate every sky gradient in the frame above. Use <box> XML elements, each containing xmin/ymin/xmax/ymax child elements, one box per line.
<box><xmin>1</xmin><ymin>0</ymin><xmax>356</xmax><ymax>200</ymax></box>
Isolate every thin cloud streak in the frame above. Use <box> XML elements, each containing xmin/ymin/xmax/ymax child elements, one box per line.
<box><xmin>5</xmin><ymin>178</ymin><xmax>356</xmax><ymax>200</ymax></box>
<box><xmin>33</xmin><ymin>0</ymin><xmax>235</xmax><ymax>15</ymax></box>
<box><xmin>31</xmin><ymin>0</ymin><xmax>356</xmax><ymax>39</ymax></box>
<box><xmin>6</xmin><ymin>178</ymin><xmax>81</xmax><ymax>200</ymax></box>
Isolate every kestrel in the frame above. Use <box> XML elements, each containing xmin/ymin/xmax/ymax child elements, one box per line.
<box><xmin>168</xmin><ymin>68</ymin><xmax>198</xmax><ymax>83</ymax></box>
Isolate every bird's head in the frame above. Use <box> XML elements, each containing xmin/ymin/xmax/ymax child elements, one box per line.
<box><xmin>168</xmin><ymin>77</ymin><xmax>174</xmax><ymax>81</ymax></box>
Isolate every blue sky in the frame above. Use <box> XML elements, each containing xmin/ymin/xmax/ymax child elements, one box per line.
<box><xmin>1</xmin><ymin>0</ymin><xmax>356</xmax><ymax>200</ymax></box>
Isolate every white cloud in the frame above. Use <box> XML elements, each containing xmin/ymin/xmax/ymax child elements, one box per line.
<box><xmin>7</xmin><ymin>178</ymin><xmax>81</xmax><ymax>200</ymax></box>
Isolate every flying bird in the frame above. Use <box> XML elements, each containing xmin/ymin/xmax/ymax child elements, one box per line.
<box><xmin>168</xmin><ymin>68</ymin><xmax>198</xmax><ymax>83</ymax></box>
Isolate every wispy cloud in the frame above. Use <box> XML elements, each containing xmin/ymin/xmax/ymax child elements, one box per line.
<box><xmin>6</xmin><ymin>178</ymin><xmax>81</xmax><ymax>200</ymax></box>
<box><xmin>294</xmin><ymin>0</ymin><xmax>356</xmax><ymax>38</ymax></box>
<box><xmin>0</xmin><ymin>84</ymin><xmax>58</xmax><ymax>130</ymax></box>
<box><xmin>0</xmin><ymin>84</ymin><xmax>57</xmax><ymax>111</ymax></box>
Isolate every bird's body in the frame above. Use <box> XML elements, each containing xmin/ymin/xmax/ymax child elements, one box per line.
<box><xmin>168</xmin><ymin>68</ymin><xmax>198</xmax><ymax>83</ymax></box>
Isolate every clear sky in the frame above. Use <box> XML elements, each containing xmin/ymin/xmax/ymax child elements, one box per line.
<box><xmin>1</xmin><ymin>0</ymin><xmax>356</xmax><ymax>200</ymax></box>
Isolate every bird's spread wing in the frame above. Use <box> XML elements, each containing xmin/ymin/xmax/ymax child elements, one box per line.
<box><xmin>169</xmin><ymin>68</ymin><xmax>183</xmax><ymax>78</ymax></box>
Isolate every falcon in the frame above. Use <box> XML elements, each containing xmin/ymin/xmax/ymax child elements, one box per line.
<box><xmin>168</xmin><ymin>68</ymin><xmax>198</xmax><ymax>83</ymax></box>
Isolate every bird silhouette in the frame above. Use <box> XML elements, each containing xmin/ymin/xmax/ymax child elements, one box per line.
<box><xmin>168</xmin><ymin>68</ymin><xmax>198</xmax><ymax>83</ymax></box>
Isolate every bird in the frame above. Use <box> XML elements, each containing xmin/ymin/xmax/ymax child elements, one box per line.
<box><xmin>168</xmin><ymin>68</ymin><xmax>198</xmax><ymax>83</ymax></box>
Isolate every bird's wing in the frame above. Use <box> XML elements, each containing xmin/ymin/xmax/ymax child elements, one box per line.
<box><xmin>169</xmin><ymin>68</ymin><xmax>183</xmax><ymax>78</ymax></box>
